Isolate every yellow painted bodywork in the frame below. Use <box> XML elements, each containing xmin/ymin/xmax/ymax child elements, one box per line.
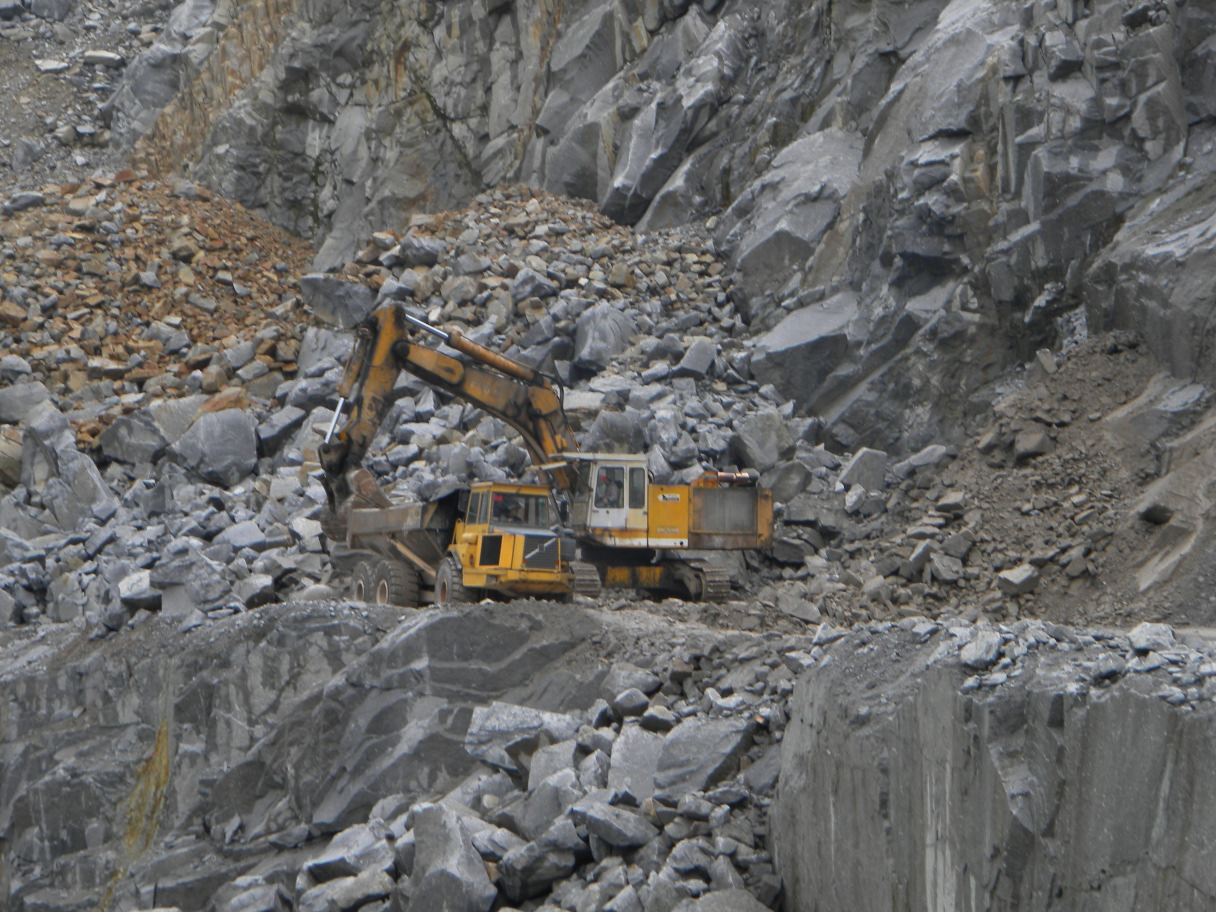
<box><xmin>450</xmin><ymin>482</ymin><xmax>571</xmax><ymax>596</ymax></box>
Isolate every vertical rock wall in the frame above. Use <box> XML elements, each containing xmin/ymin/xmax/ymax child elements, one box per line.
<box><xmin>102</xmin><ymin>0</ymin><xmax>1216</xmax><ymax>448</ymax></box>
<box><xmin>772</xmin><ymin>623</ymin><xmax>1216</xmax><ymax>912</ymax></box>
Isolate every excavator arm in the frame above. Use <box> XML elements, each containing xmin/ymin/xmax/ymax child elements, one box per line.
<box><xmin>319</xmin><ymin>304</ymin><xmax>581</xmax><ymax>512</ymax></box>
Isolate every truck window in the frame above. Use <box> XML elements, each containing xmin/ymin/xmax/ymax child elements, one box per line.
<box><xmin>628</xmin><ymin>467</ymin><xmax>646</xmax><ymax>509</ymax></box>
<box><xmin>489</xmin><ymin>492</ymin><xmax>548</xmax><ymax>525</ymax></box>
<box><xmin>467</xmin><ymin>492</ymin><xmax>482</xmax><ymax>524</ymax></box>
<box><xmin>492</xmin><ymin>493</ymin><xmax>525</xmax><ymax>524</ymax></box>
<box><xmin>476</xmin><ymin>492</ymin><xmax>490</xmax><ymax>524</ymax></box>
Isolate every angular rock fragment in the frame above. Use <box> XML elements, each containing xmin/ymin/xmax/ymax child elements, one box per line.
<box><xmin>996</xmin><ymin>563</ymin><xmax>1040</xmax><ymax>596</ymax></box>
<box><xmin>654</xmin><ymin>718</ymin><xmax>756</xmax><ymax>801</ymax></box>
<box><xmin>172</xmin><ymin>409</ymin><xmax>258</xmax><ymax>487</ymax></box>
<box><xmin>730</xmin><ymin>409</ymin><xmax>795</xmax><ymax>472</ymax></box>
<box><xmin>1128</xmin><ymin>622</ymin><xmax>1174</xmax><ymax>654</ymax></box>
<box><xmin>498</xmin><ymin>841</ymin><xmax>576</xmax><ymax>903</ymax></box>
<box><xmin>300</xmin><ymin>274</ymin><xmax>377</xmax><ymax>330</ymax></box>
<box><xmin>580</xmin><ymin>802</ymin><xmax>659</xmax><ymax>848</ymax></box>
<box><xmin>958</xmin><ymin>629</ymin><xmax>1002</xmax><ymax>669</ymax></box>
<box><xmin>466</xmin><ymin>702</ymin><xmax>582</xmax><ymax>775</ymax></box>
<box><xmin>407</xmin><ymin>804</ymin><xmax>497</xmax><ymax>912</ymax></box>
<box><xmin>837</xmin><ymin>448</ymin><xmax>888</xmax><ymax>492</ymax></box>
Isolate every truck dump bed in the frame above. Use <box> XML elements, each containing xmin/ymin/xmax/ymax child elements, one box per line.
<box><xmin>346</xmin><ymin>492</ymin><xmax>460</xmax><ymax>584</ymax></box>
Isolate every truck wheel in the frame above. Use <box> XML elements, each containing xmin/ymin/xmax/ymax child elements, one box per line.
<box><xmin>373</xmin><ymin>560</ymin><xmax>420</xmax><ymax>608</ymax></box>
<box><xmin>435</xmin><ymin>556</ymin><xmax>471</xmax><ymax>604</ymax></box>
<box><xmin>352</xmin><ymin>560</ymin><xmax>377</xmax><ymax>602</ymax></box>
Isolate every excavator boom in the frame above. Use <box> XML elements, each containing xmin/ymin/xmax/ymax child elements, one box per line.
<box><xmin>320</xmin><ymin>305</ymin><xmax>580</xmax><ymax>510</ymax></box>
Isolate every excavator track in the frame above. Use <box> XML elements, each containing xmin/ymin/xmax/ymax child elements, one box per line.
<box><xmin>570</xmin><ymin>561</ymin><xmax>603</xmax><ymax>598</ymax></box>
<box><xmin>699</xmin><ymin>567</ymin><xmax>731</xmax><ymax>603</ymax></box>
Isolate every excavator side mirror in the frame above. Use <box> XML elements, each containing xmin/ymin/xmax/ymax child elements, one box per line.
<box><xmin>558</xmin><ymin>500</ymin><xmax>570</xmax><ymax>524</ymax></box>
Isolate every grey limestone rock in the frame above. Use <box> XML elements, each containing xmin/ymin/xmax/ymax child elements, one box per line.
<box><xmin>298</xmin><ymin>869</ymin><xmax>393</xmax><ymax>912</ymax></box>
<box><xmin>300</xmin><ymin>274</ymin><xmax>377</xmax><ymax>330</ymax></box>
<box><xmin>1129</xmin><ymin>622</ymin><xmax>1175</xmax><ymax>654</ymax></box>
<box><xmin>580</xmin><ymin>803</ymin><xmax>659</xmax><ymax>848</ymax></box>
<box><xmin>729</xmin><ymin>409</ymin><xmax>795</xmax><ymax>473</ymax></box>
<box><xmin>172</xmin><ymin>409</ymin><xmax>259</xmax><ymax>487</ymax></box>
<box><xmin>257</xmin><ymin>405</ymin><xmax>307</xmax><ymax>455</ymax></box>
<box><xmin>98</xmin><ymin>396</ymin><xmax>204</xmax><ymax>466</ymax></box>
<box><xmin>958</xmin><ymin>628</ymin><xmax>1002</xmax><ymax>669</ymax></box>
<box><xmin>748</xmin><ymin>292</ymin><xmax>858</xmax><ymax>413</ymax></box>
<box><xmin>774</xmin><ymin>624</ymin><xmax>1216</xmax><ymax>912</ymax></box>
<box><xmin>3</xmin><ymin>191</ymin><xmax>46</xmax><ymax>215</ymax></box>
<box><xmin>510</xmin><ymin>267</ymin><xmax>559</xmax><ymax>303</ymax></box>
<box><xmin>573</xmin><ymin>305</ymin><xmax>637</xmax><ymax>374</ymax></box>
<box><xmin>528</xmin><ymin>739</ymin><xmax>579</xmax><ymax>791</ymax></box>
<box><xmin>671</xmin><ymin>888</ymin><xmax>771</xmax><ymax>911</ymax></box>
<box><xmin>297</xmin><ymin>327</ymin><xmax>354</xmax><ymax>376</ymax></box>
<box><xmin>396</xmin><ymin>235</ymin><xmax>446</xmax><ymax>267</ymax></box>
<box><xmin>837</xmin><ymin>448</ymin><xmax>888</xmax><ymax>493</ymax></box>
<box><xmin>654</xmin><ymin>717</ymin><xmax>756</xmax><ymax>801</ymax></box>
<box><xmin>466</xmin><ymin>702</ymin><xmax>582</xmax><ymax>775</ymax></box>
<box><xmin>715</xmin><ymin>130</ymin><xmax>863</xmax><ymax>316</ymax></box>
<box><xmin>305</xmin><ymin>823</ymin><xmax>388</xmax><ymax>882</ymax></box>
<box><xmin>20</xmin><ymin>401</ymin><xmax>119</xmax><ymax>527</ymax></box>
<box><xmin>407</xmin><ymin>804</ymin><xmax>497</xmax><ymax>912</ymax></box>
<box><xmin>996</xmin><ymin>563</ymin><xmax>1040</xmax><ymax>596</ymax></box>
<box><xmin>0</xmin><ymin>381</ymin><xmax>50</xmax><ymax>425</ymax></box>
<box><xmin>672</xmin><ymin>338</ymin><xmax>715</xmax><ymax>379</ymax></box>
<box><xmin>498</xmin><ymin>841</ymin><xmax>576</xmax><ymax>903</ymax></box>
<box><xmin>608</xmin><ymin>723</ymin><xmax>665</xmax><ymax>804</ymax></box>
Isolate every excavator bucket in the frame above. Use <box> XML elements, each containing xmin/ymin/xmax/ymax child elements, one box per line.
<box><xmin>320</xmin><ymin>467</ymin><xmax>395</xmax><ymax>544</ymax></box>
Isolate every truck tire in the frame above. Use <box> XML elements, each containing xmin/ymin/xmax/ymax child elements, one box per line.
<box><xmin>352</xmin><ymin>560</ymin><xmax>377</xmax><ymax>602</ymax></box>
<box><xmin>373</xmin><ymin>559</ymin><xmax>420</xmax><ymax>608</ymax></box>
<box><xmin>435</xmin><ymin>556</ymin><xmax>472</xmax><ymax>604</ymax></box>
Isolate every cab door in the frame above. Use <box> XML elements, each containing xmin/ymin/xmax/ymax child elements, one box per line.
<box><xmin>587</xmin><ymin>463</ymin><xmax>649</xmax><ymax>545</ymax></box>
<box><xmin>587</xmin><ymin>464</ymin><xmax>627</xmax><ymax>531</ymax></box>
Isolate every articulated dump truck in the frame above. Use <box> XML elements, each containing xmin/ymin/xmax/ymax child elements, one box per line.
<box><xmin>318</xmin><ymin>304</ymin><xmax>773</xmax><ymax>607</ymax></box>
<box><xmin>324</xmin><ymin>468</ymin><xmax>575</xmax><ymax>607</ymax></box>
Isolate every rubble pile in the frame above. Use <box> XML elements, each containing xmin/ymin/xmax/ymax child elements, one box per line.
<box><xmin>216</xmin><ymin>625</ymin><xmax>803</xmax><ymax>912</ymax></box>
<box><xmin>0</xmin><ymin>179</ymin><xmax>1209</xmax><ymax>636</ymax></box>
<box><xmin>0</xmin><ymin>0</ymin><xmax>172</xmax><ymax>186</ymax></box>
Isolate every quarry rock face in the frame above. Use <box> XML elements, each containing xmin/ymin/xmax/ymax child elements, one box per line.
<box><xmin>0</xmin><ymin>600</ymin><xmax>794</xmax><ymax>910</ymax></box>
<box><xmin>5</xmin><ymin>0</ymin><xmax>1216</xmax><ymax>906</ymax></box>
<box><xmin>773</xmin><ymin>621</ymin><xmax>1216</xmax><ymax>912</ymax></box>
<box><xmin>87</xmin><ymin>0</ymin><xmax>1215</xmax><ymax>451</ymax></box>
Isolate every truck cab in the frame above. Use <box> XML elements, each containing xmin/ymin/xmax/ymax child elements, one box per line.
<box><xmin>447</xmin><ymin>482</ymin><xmax>574</xmax><ymax>598</ymax></box>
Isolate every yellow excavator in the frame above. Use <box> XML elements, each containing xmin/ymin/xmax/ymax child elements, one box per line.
<box><xmin>319</xmin><ymin>303</ymin><xmax>773</xmax><ymax>604</ymax></box>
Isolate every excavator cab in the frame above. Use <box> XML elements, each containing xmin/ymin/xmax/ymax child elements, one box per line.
<box><xmin>581</xmin><ymin>454</ymin><xmax>652</xmax><ymax>546</ymax></box>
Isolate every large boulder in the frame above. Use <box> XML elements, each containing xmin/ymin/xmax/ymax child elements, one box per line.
<box><xmin>730</xmin><ymin>409</ymin><xmax>795</xmax><ymax>473</ymax></box>
<box><xmin>19</xmin><ymin>401</ymin><xmax>118</xmax><ymax>527</ymax></box>
<box><xmin>714</xmin><ymin>130</ymin><xmax>863</xmax><ymax>317</ymax></box>
<box><xmin>171</xmin><ymin>408</ymin><xmax>259</xmax><ymax>487</ymax></box>
<box><xmin>300</xmin><ymin>274</ymin><xmax>377</xmax><ymax>329</ymax></box>
<box><xmin>573</xmin><ymin>305</ymin><xmax>637</xmax><ymax>374</ymax></box>
<box><xmin>748</xmin><ymin>292</ymin><xmax>859</xmax><ymax>412</ymax></box>
<box><xmin>0</xmin><ymin>382</ymin><xmax>50</xmax><ymax>425</ymax></box>
<box><xmin>98</xmin><ymin>395</ymin><xmax>204</xmax><ymax>465</ymax></box>
<box><xmin>406</xmin><ymin>805</ymin><xmax>497</xmax><ymax>912</ymax></box>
